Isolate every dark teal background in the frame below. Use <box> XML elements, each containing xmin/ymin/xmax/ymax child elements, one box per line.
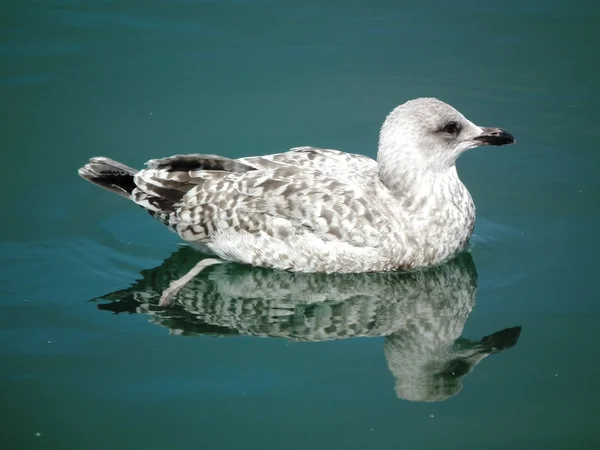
<box><xmin>2</xmin><ymin>1</ymin><xmax>599</xmax><ymax>449</ymax></box>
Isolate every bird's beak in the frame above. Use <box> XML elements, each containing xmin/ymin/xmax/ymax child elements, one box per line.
<box><xmin>473</xmin><ymin>127</ymin><xmax>516</xmax><ymax>146</ymax></box>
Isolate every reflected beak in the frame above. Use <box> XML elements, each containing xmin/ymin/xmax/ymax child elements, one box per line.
<box><xmin>479</xmin><ymin>326</ymin><xmax>522</xmax><ymax>352</ymax></box>
<box><xmin>473</xmin><ymin>127</ymin><xmax>516</xmax><ymax>146</ymax></box>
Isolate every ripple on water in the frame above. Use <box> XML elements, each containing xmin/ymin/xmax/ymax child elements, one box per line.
<box><xmin>471</xmin><ymin>216</ymin><xmax>524</xmax><ymax>247</ymax></box>
<box><xmin>469</xmin><ymin>216</ymin><xmax>530</xmax><ymax>292</ymax></box>
<box><xmin>0</xmin><ymin>235</ymin><xmax>170</xmax><ymax>302</ymax></box>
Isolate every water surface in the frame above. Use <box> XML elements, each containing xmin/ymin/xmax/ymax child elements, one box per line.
<box><xmin>2</xmin><ymin>1</ymin><xmax>599</xmax><ymax>449</ymax></box>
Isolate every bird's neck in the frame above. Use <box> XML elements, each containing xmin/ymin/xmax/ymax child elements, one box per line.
<box><xmin>377</xmin><ymin>146</ymin><xmax>460</xmax><ymax>202</ymax></box>
<box><xmin>377</xmin><ymin>147</ymin><xmax>475</xmax><ymax>267</ymax></box>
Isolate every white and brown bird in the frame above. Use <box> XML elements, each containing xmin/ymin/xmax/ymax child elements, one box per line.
<box><xmin>79</xmin><ymin>97</ymin><xmax>515</xmax><ymax>305</ymax></box>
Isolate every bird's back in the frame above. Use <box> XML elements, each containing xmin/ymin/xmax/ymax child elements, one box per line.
<box><xmin>80</xmin><ymin>147</ymin><xmax>402</xmax><ymax>272</ymax></box>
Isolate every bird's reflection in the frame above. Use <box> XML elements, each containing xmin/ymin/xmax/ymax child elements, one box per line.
<box><xmin>95</xmin><ymin>247</ymin><xmax>520</xmax><ymax>402</ymax></box>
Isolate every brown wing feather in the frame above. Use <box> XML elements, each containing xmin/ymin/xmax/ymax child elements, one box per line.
<box><xmin>131</xmin><ymin>154</ymin><xmax>256</xmax><ymax>226</ymax></box>
<box><xmin>172</xmin><ymin>165</ymin><xmax>390</xmax><ymax>247</ymax></box>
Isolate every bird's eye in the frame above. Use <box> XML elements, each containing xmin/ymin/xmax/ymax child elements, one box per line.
<box><xmin>442</xmin><ymin>122</ymin><xmax>460</xmax><ymax>135</ymax></box>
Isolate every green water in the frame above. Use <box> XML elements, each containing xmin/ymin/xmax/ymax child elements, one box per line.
<box><xmin>2</xmin><ymin>0</ymin><xmax>599</xmax><ymax>449</ymax></box>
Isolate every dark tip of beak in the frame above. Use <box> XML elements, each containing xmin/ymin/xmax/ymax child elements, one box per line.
<box><xmin>474</xmin><ymin>127</ymin><xmax>516</xmax><ymax>146</ymax></box>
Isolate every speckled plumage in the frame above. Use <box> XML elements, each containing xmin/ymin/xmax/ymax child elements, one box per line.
<box><xmin>97</xmin><ymin>249</ymin><xmax>521</xmax><ymax>402</ymax></box>
<box><xmin>79</xmin><ymin>97</ymin><xmax>514</xmax><ymax>273</ymax></box>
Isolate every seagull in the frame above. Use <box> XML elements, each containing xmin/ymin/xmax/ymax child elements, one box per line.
<box><xmin>79</xmin><ymin>97</ymin><xmax>515</xmax><ymax>306</ymax></box>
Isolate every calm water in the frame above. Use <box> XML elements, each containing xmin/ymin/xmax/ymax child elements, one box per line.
<box><xmin>2</xmin><ymin>0</ymin><xmax>599</xmax><ymax>449</ymax></box>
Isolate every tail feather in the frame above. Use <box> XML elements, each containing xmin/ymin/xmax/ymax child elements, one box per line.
<box><xmin>79</xmin><ymin>153</ymin><xmax>257</xmax><ymax>228</ymax></box>
<box><xmin>78</xmin><ymin>157</ymin><xmax>138</xmax><ymax>199</ymax></box>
